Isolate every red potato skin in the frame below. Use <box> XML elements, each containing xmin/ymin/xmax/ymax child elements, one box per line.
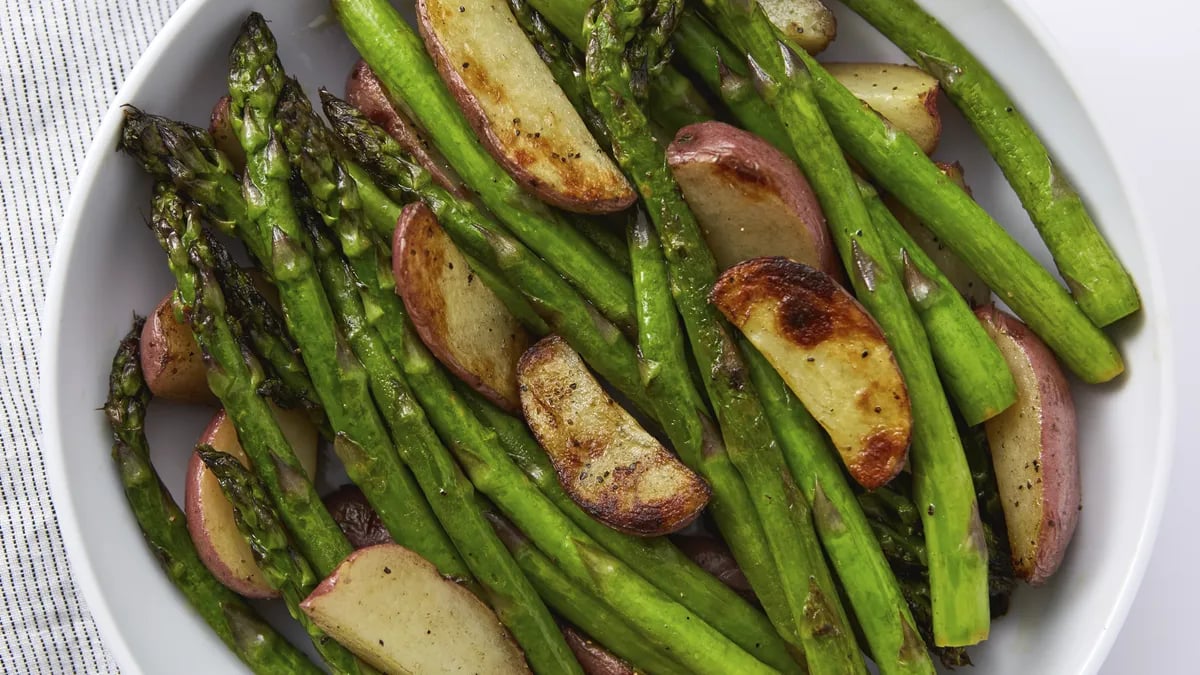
<box><xmin>184</xmin><ymin>410</ymin><xmax>276</xmax><ymax>599</ymax></box>
<box><xmin>414</xmin><ymin>0</ymin><xmax>635</xmax><ymax>214</ymax></box>
<box><xmin>139</xmin><ymin>293</ymin><xmax>216</xmax><ymax>405</ymax></box>
<box><xmin>560</xmin><ymin>625</ymin><xmax>635</xmax><ymax>675</ymax></box>
<box><xmin>324</xmin><ymin>485</ymin><xmax>394</xmax><ymax>550</ymax></box>
<box><xmin>667</xmin><ymin>121</ymin><xmax>842</xmax><ymax>280</ymax></box>
<box><xmin>673</xmin><ymin>534</ymin><xmax>755</xmax><ymax>601</ymax></box>
<box><xmin>208</xmin><ymin>95</ymin><xmax>246</xmax><ymax>174</ymax></box>
<box><xmin>345</xmin><ymin>60</ymin><xmax>470</xmax><ymax>199</ymax></box>
<box><xmin>394</xmin><ymin>202</ymin><xmax>525</xmax><ymax>413</ymax></box>
<box><xmin>977</xmin><ymin>305</ymin><xmax>1079</xmax><ymax>585</ymax></box>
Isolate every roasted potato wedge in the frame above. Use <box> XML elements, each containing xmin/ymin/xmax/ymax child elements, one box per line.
<box><xmin>884</xmin><ymin>162</ymin><xmax>991</xmax><ymax>306</ymax></box>
<box><xmin>139</xmin><ymin>291</ymin><xmax>214</xmax><ymax>405</ymax></box>
<box><xmin>208</xmin><ymin>95</ymin><xmax>245</xmax><ymax>173</ymax></box>
<box><xmin>825</xmin><ymin>62</ymin><xmax>942</xmax><ymax>155</ymax></box>
<box><xmin>394</xmin><ymin>202</ymin><xmax>531</xmax><ymax>413</ymax></box>
<box><xmin>712</xmin><ymin>258</ymin><xmax>911</xmax><ymax>489</ymax></box>
<box><xmin>324</xmin><ymin>484</ymin><xmax>393</xmax><ymax>550</ymax></box>
<box><xmin>977</xmin><ymin>305</ymin><xmax>1079</xmax><ymax>585</ymax></box>
<box><xmin>518</xmin><ymin>336</ymin><xmax>710</xmax><ymax>536</ymax></box>
<box><xmin>760</xmin><ymin>0</ymin><xmax>837</xmax><ymax>54</ymax></box>
<box><xmin>301</xmin><ymin>544</ymin><xmax>531</xmax><ymax>674</ymax></box>
<box><xmin>561</xmin><ymin>625</ymin><xmax>634</xmax><ymax>675</ymax></box>
<box><xmin>184</xmin><ymin>406</ymin><xmax>319</xmax><ymax>598</ymax></box>
<box><xmin>417</xmin><ymin>0</ymin><xmax>635</xmax><ymax>213</ymax></box>
<box><xmin>667</xmin><ymin>121</ymin><xmax>840</xmax><ymax>277</ymax></box>
<box><xmin>345</xmin><ymin>59</ymin><xmax>469</xmax><ymax>198</ymax></box>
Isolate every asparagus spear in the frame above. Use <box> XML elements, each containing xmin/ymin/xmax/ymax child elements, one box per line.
<box><xmin>856</xmin><ymin>179</ymin><xmax>1016</xmax><ymax>425</ymax></box>
<box><xmin>279</xmin><ymin>86</ymin><xmax>579</xmax><ymax>674</ymax></box>
<box><xmin>584</xmin><ymin>1</ymin><xmax>862</xmax><ymax>670</ymax></box>
<box><xmin>700</xmin><ymin>0</ymin><xmax>991</xmax><ymax>646</ymax></box>
<box><xmin>742</xmin><ymin>345</ymin><xmax>933</xmax><ymax>673</ymax></box>
<box><xmin>225</xmin><ymin>13</ymin><xmax>470</xmax><ymax>581</ymax></box>
<box><xmin>324</xmin><ymin>92</ymin><xmax>652</xmax><ymax>416</ymax></box>
<box><xmin>626</xmin><ymin>213</ymin><xmax>807</xmax><ymax>655</ymax></box>
<box><xmin>206</xmin><ymin>234</ymin><xmax>324</xmax><ymax>418</ymax></box>
<box><xmin>837</xmin><ymin>0</ymin><xmax>1138</xmax><ymax>326</ymax></box>
<box><xmin>147</xmin><ymin>183</ymin><xmax>352</xmax><ymax>577</ymax></box>
<box><xmin>457</xmin><ymin>384</ymin><xmax>800</xmax><ymax>673</ymax></box>
<box><xmin>486</xmin><ymin>513</ymin><xmax>690</xmax><ymax>675</ymax></box>
<box><xmin>198</xmin><ymin>448</ymin><xmax>374</xmax><ymax>675</ymax></box>
<box><xmin>104</xmin><ymin>321</ymin><xmax>321</xmax><ymax>675</ymax></box>
<box><xmin>331</xmin><ymin>0</ymin><xmax>638</xmax><ymax>329</ymax></box>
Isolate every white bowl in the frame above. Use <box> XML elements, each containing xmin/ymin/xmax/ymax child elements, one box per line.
<box><xmin>41</xmin><ymin>0</ymin><xmax>1175</xmax><ymax>673</ymax></box>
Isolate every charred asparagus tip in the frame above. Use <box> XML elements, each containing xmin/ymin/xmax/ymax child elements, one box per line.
<box><xmin>900</xmin><ymin>249</ymin><xmax>935</xmax><ymax>305</ymax></box>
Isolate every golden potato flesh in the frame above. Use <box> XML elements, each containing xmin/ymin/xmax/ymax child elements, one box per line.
<box><xmin>712</xmin><ymin>257</ymin><xmax>911</xmax><ymax>489</ymax></box>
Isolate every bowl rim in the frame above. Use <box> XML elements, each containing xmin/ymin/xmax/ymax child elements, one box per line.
<box><xmin>38</xmin><ymin>0</ymin><xmax>1178</xmax><ymax>673</ymax></box>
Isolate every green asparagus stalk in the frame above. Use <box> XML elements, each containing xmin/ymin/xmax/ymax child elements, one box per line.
<box><xmin>768</xmin><ymin>30</ymin><xmax>1123</xmax><ymax>383</ymax></box>
<box><xmin>206</xmin><ymin>235</ymin><xmax>323</xmax><ymax>417</ymax></box>
<box><xmin>742</xmin><ymin>345</ymin><xmax>933</xmax><ymax>673</ymax></box>
<box><xmin>486</xmin><ymin>513</ymin><xmax>691</xmax><ymax>675</ymax></box>
<box><xmin>279</xmin><ymin>87</ymin><xmax>579</xmax><ymax>674</ymax></box>
<box><xmin>147</xmin><ymin>184</ymin><xmax>352</xmax><ymax>577</ymax></box>
<box><xmin>225</xmin><ymin>13</ymin><xmax>470</xmax><ymax>581</ymax></box>
<box><xmin>198</xmin><ymin>448</ymin><xmax>374</xmax><ymax>675</ymax></box>
<box><xmin>457</xmin><ymin>384</ymin><xmax>800</xmax><ymax>673</ymax></box>
<box><xmin>584</xmin><ymin>1</ymin><xmax>862</xmax><ymax>670</ymax></box>
<box><xmin>104</xmin><ymin>321</ymin><xmax>321</xmax><ymax>675</ymax></box>
<box><xmin>856</xmin><ymin>179</ymin><xmax>1016</xmax><ymax>425</ymax></box>
<box><xmin>324</xmin><ymin>92</ymin><xmax>653</xmax><ymax>416</ymax></box>
<box><xmin>701</xmin><ymin>0</ymin><xmax>991</xmax><ymax>645</ymax></box>
<box><xmin>344</xmin><ymin>160</ymin><xmax>553</xmax><ymax>337</ymax></box>
<box><xmin>331</xmin><ymin>0</ymin><xmax>638</xmax><ymax>329</ymax></box>
<box><xmin>838</xmin><ymin>0</ymin><xmax>1138</xmax><ymax>326</ymax></box>
<box><xmin>626</xmin><ymin>214</ymin><xmax>805</xmax><ymax>659</ymax></box>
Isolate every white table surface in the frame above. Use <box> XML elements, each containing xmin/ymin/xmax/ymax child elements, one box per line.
<box><xmin>1024</xmin><ymin>1</ymin><xmax>1200</xmax><ymax>671</ymax></box>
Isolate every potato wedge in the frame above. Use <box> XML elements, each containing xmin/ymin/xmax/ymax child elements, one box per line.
<box><xmin>324</xmin><ymin>485</ymin><xmax>393</xmax><ymax>550</ymax></box>
<box><xmin>977</xmin><ymin>305</ymin><xmax>1079</xmax><ymax>585</ymax></box>
<box><xmin>184</xmin><ymin>406</ymin><xmax>319</xmax><ymax>598</ymax></box>
<box><xmin>518</xmin><ymin>336</ymin><xmax>710</xmax><ymax>536</ymax></box>
<box><xmin>712</xmin><ymin>258</ymin><xmax>911</xmax><ymax>489</ymax></box>
<box><xmin>139</xmin><ymin>291</ymin><xmax>214</xmax><ymax>405</ymax></box>
<box><xmin>301</xmin><ymin>544</ymin><xmax>531</xmax><ymax>674</ymax></box>
<box><xmin>394</xmin><ymin>202</ymin><xmax>531</xmax><ymax>413</ymax></box>
<box><xmin>208</xmin><ymin>95</ymin><xmax>246</xmax><ymax>174</ymax></box>
<box><xmin>345</xmin><ymin>59</ymin><xmax>469</xmax><ymax>198</ymax></box>
<box><xmin>561</xmin><ymin>625</ymin><xmax>634</xmax><ymax>675</ymax></box>
<box><xmin>825</xmin><ymin>63</ymin><xmax>942</xmax><ymax>155</ymax></box>
<box><xmin>884</xmin><ymin>162</ymin><xmax>991</xmax><ymax>306</ymax></box>
<box><xmin>760</xmin><ymin>0</ymin><xmax>837</xmax><ymax>54</ymax></box>
<box><xmin>667</xmin><ymin>121</ymin><xmax>840</xmax><ymax>277</ymax></box>
<box><xmin>417</xmin><ymin>0</ymin><xmax>635</xmax><ymax>213</ymax></box>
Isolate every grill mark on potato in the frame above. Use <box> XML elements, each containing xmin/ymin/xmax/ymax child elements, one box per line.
<box><xmin>851</xmin><ymin>428</ymin><xmax>910</xmax><ymax>490</ymax></box>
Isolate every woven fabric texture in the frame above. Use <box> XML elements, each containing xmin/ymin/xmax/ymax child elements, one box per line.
<box><xmin>1</xmin><ymin>2</ymin><xmax>183</xmax><ymax>671</ymax></box>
